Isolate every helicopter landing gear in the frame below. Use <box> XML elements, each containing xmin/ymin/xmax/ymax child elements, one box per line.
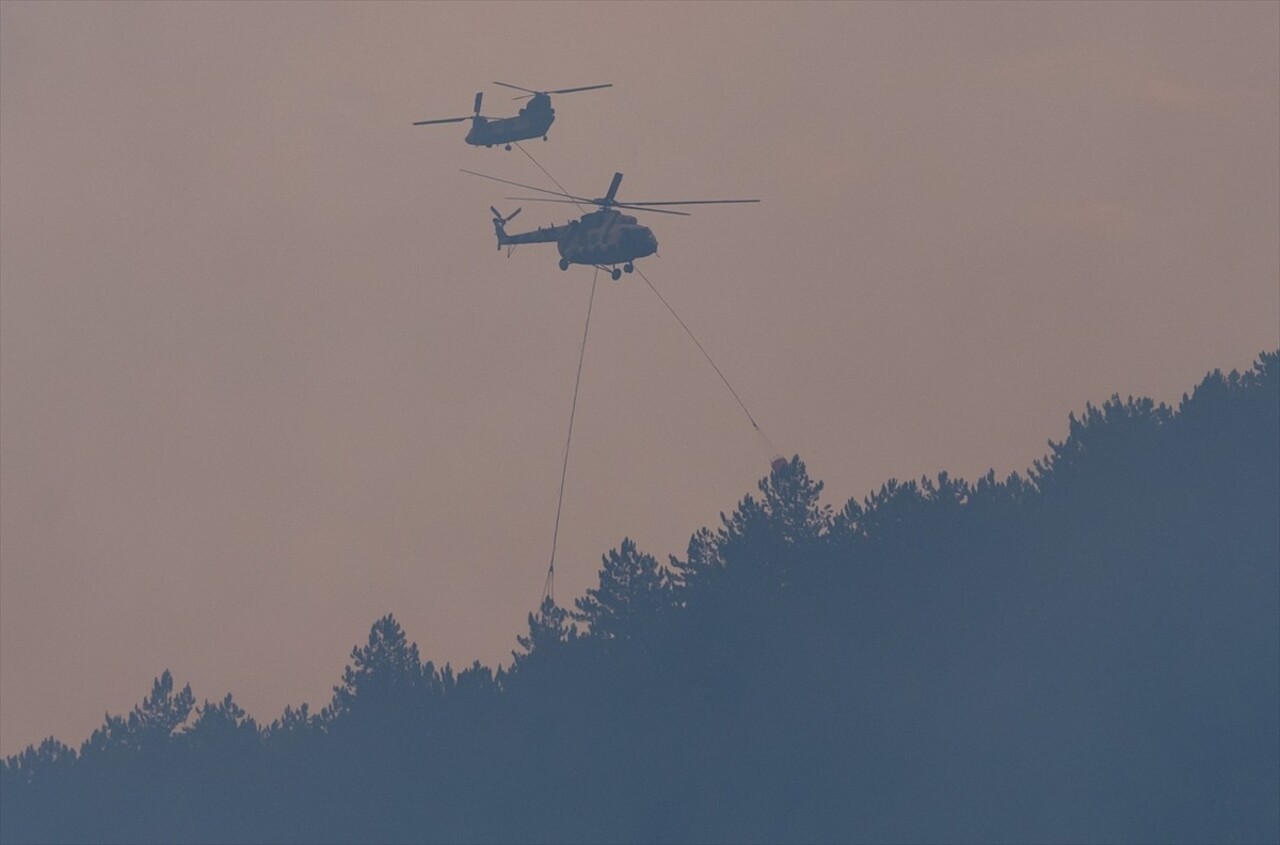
<box><xmin>623</xmin><ymin>262</ymin><xmax>634</xmax><ymax>274</ymax></box>
<box><xmin>543</xmin><ymin>135</ymin><xmax>548</xmax><ymax>141</ymax></box>
<box><xmin>590</xmin><ymin>263</ymin><xmax>625</xmax><ymax>281</ymax></box>
<box><xmin>559</xmin><ymin>258</ymin><xmax>570</xmax><ymax>271</ymax></box>
<box><xmin>505</xmin><ymin>144</ymin><xmax>513</xmax><ymax>151</ymax></box>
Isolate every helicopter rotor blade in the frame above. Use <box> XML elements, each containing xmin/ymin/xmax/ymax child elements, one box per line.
<box><xmin>544</xmin><ymin>83</ymin><xmax>613</xmax><ymax>95</ymax></box>
<box><xmin>413</xmin><ymin>116</ymin><xmax>471</xmax><ymax>125</ymax></box>
<box><xmin>461</xmin><ymin>169</ymin><xmax>594</xmax><ymax>204</ymax></box>
<box><xmin>493</xmin><ymin>81</ymin><xmax>612</xmax><ymax>97</ymax></box>
<box><xmin>492</xmin><ymin>81</ymin><xmax>540</xmax><ymax>95</ymax></box>
<box><xmin>610</xmin><ymin>202</ymin><xmax>689</xmax><ymax>216</ymax></box>
<box><xmin>505</xmin><ymin>197</ymin><xmax>690</xmax><ymax>216</ymax></box>
<box><xmin>473</xmin><ymin>92</ymin><xmax>483</xmax><ymax>115</ymax></box>
<box><xmin>504</xmin><ymin>196</ymin><xmax>593</xmax><ymax>205</ymax></box>
<box><xmin>619</xmin><ymin>198</ymin><xmax>761</xmax><ymax>206</ymax></box>
<box><xmin>603</xmin><ymin>172</ymin><xmax>623</xmax><ymax>205</ymax></box>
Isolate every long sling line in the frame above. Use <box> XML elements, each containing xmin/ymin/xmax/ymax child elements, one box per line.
<box><xmin>635</xmin><ymin>265</ymin><xmax>777</xmax><ymax>456</ymax></box>
<box><xmin>516</xmin><ymin>147</ymin><xmax>776</xmax><ymax>602</ymax></box>
<box><xmin>545</xmin><ymin>268</ymin><xmax>599</xmax><ymax>603</ymax></box>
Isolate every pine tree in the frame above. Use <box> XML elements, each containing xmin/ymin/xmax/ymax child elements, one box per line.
<box><xmin>79</xmin><ymin>670</ymin><xmax>195</xmax><ymax>755</ymax></box>
<box><xmin>573</xmin><ymin>538</ymin><xmax>672</xmax><ymax>641</ymax></box>
<box><xmin>513</xmin><ymin>596</ymin><xmax>577</xmax><ymax>670</ymax></box>
<box><xmin>329</xmin><ymin>613</ymin><xmax>425</xmax><ymax>718</ymax></box>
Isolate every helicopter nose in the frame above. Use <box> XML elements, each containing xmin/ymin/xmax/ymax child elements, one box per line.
<box><xmin>622</xmin><ymin>228</ymin><xmax>657</xmax><ymax>256</ymax></box>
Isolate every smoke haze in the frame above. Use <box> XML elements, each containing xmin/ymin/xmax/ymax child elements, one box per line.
<box><xmin>1</xmin><ymin>0</ymin><xmax>1277</xmax><ymax>755</ymax></box>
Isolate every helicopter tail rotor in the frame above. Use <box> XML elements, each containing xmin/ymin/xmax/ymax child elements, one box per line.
<box><xmin>490</xmin><ymin>206</ymin><xmax>522</xmax><ymax>225</ymax></box>
<box><xmin>490</xmin><ymin>206</ymin><xmax>521</xmax><ymax>248</ymax></box>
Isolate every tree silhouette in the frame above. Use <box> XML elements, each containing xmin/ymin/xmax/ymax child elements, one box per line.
<box><xmin>0</xmin><ymin>738</ymin><xmax>75</xmax><ymax>788</ymax></box>
<box><xmin>2</xmin><ymin>350</ymin><xmax>1276</xmax><ymax>845</ymax></box>
<box><xmin>512</xmin><ymin>595</ymin><xmax>577</xmax><ymax>670</ymax></box>
<box><xmin>78</xmin><ymin>669</ymin><xmax>195</xmax><ymax>757</ymax></box>
<box><xmin>329</xmin><ymin>613</ymin><xmax>425</xmax><ymax>720</ymax></box>
<box><xmin>573</xmin><ymin>538</ymin><xmax>672</xmax><ymax>641</ymax></box>
<box><xmin>186</xmin><ymin>693</ymin><xmax>261</xmax><ymax>752</ymax></box>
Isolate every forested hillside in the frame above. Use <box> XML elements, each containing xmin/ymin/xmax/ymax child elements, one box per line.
<box><xmin>3</xmin><ymin>352</ymin><xmax>1277</xmax><ymax>844</ymax></box>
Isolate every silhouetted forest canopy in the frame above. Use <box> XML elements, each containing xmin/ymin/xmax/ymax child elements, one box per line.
<box><xmin>3</xmin><ymin>352</ymin><xmax>1278</xmax><ymax>844</ymax></box>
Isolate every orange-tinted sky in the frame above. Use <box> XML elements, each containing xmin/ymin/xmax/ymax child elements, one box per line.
<box><xmin>2</xmin><ymin>0</ymin><xmax>1277</xmax><ymax>756</ymax></box>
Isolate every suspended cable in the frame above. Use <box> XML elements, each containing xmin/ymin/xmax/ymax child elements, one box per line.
<box><xmin>512</xmin><ymin>149</ymin><xmax>768</xmax><ymax>448</ymax></box>
<box><xmin>514</xmin><ymin>142</ymin><xmax>587</xmax><ymax>215</ymax></box>
<box><xmin>542</xmin><ymin>562</ymin><xmax>555</xmax><ymax>609</ymax></box>
<box><xmin>635</xmin><ymin>265</ymin><xmax>778</xmax><ymax>457</ymax></box>
<box><xmin>545</xmin><ymin>268</ymin><xmax>599</xmax><ymax>604</ymax></box>
<box><xmin>511</xmin><ymin>145</ymin><xmax>780</xmax><ymax>605</ymax></box>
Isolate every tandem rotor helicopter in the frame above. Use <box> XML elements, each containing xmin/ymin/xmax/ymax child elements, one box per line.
<box><xmin>462</xmin><ymin>169</ymin><xmax>759</xmax><ymax>280</ymax></box>
<box><xmin>413</xmin><ymin>82</ymin><xmax>612</xmax><ymax>150</ymax></box>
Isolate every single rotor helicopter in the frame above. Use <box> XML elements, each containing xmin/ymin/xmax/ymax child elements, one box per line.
<box><xmin>463</xmin><ymin>169</ymin><xmax>759</xmax><ymax>280</ymax></box>
<box><xmin>413</xmin><ymin>82</ymin><xmax>612</xmax><ymax>150</ymax></box>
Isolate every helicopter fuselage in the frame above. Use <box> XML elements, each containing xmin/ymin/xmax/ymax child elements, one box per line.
<box><xmin>496</xmin><ymin>208</ymin><xmax>659</xmax><ymax>270</ymax></box>
<box><xmin>465</xmin><ymin>95</ymin><xmax>555</xmax><ymax>147</ymax></box>
<box><xmin>559</xmin><ymin>210</ymin><xmax>658</xmax><ymax>266</ymax></box>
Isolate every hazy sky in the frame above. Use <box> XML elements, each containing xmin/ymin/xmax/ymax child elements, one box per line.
<box><xmin>2</xmin><ymin>0</ymin><xmax>1277</xmax><ymax>756</ymax></box>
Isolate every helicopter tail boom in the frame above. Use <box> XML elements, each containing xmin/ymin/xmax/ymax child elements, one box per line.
<box><xmin>489</xmin><ymin>206</ymin><xmax>566</xmax><ymax>250</ymax></box>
